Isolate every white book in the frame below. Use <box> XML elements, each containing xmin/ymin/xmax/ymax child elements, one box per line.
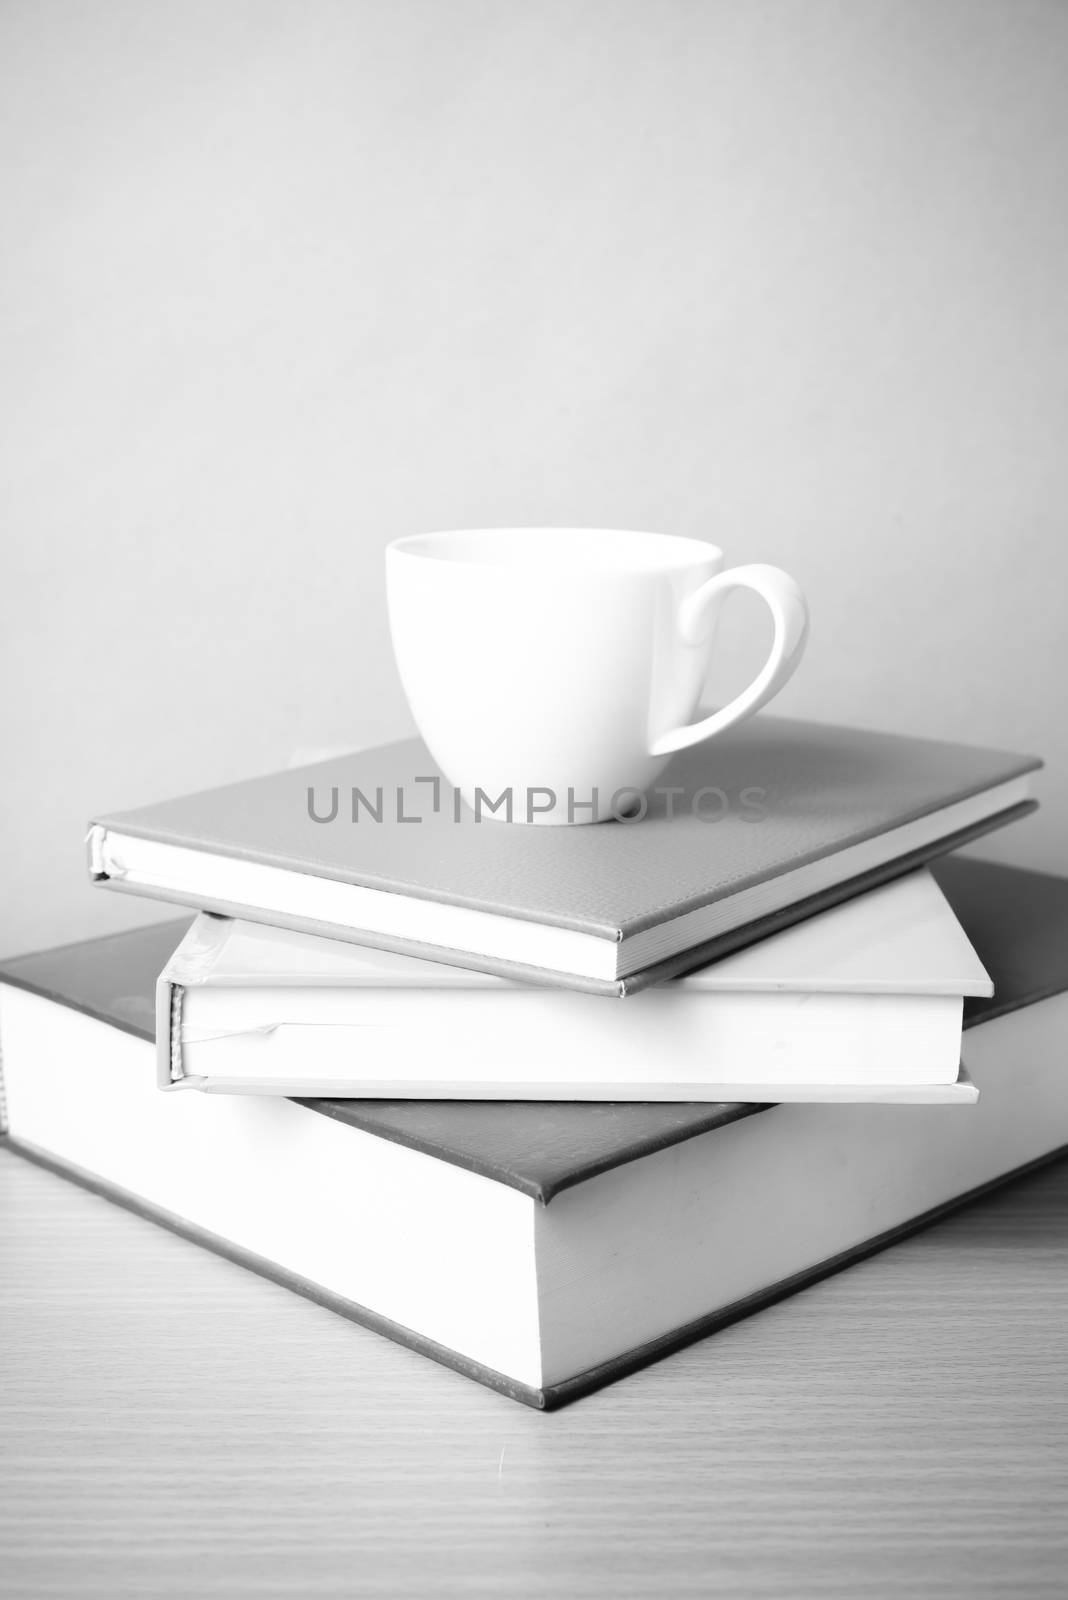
<box><xmin>157</xmin><ymin>870</ymin><xmax>991</xmax><ymax>1101</ymax></box>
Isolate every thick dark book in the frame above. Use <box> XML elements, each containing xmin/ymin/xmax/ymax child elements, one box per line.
<box><xmin>2</xmin><ymin>854</ymin><xmax>1067</xmax><ymax>1408</ymax></box>
<box><xmin>86</xmin><ymin>717</ymin><xmax>1040</xmax><ymax>994</ymax></box>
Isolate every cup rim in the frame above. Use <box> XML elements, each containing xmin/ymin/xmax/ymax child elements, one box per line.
<box><xmin>387</xmin><ymin>527</ymin><xmax>724</xmax><ymax>573</ymax></box>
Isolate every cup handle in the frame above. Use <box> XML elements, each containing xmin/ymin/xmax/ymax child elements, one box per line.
<box><xmin>649</xmin><ymin>564</ymin><xmax>809</xmax><ymax>758</ymax></box>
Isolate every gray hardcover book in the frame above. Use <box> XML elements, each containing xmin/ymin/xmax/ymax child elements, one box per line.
<box><xmin>88</xmin><ymin>716</ymin><xmax>1040</xmax><ymax>994</ymax></box>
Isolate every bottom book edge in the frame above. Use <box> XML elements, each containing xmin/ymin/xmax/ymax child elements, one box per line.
<box><xmin>3</xmin><ymin>1132</ymin><xmax>1065</xmax><ymax>1411</ymax></box>
<box><xmin>167</xmin><ymin>1065</ymin><xmax>977</xmax><ymax>1104</ymax></box>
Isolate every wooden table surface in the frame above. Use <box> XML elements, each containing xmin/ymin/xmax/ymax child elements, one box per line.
<box><xmin>2</xmin><ymin>1146</ymin><xmax>1067</xmax><ymax>1599</ymax></box>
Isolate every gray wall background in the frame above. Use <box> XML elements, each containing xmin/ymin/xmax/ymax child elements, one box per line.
<box><xmin>3</xmin><ymin>0</ymin><xmax>1066</xmax><ymax>956</ymax></box>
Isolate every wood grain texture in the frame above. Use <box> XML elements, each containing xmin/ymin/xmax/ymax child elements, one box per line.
<box><xmin>2</xmin><ymin>1147</ymin><xmax>1067</xmax><ymax>1599</ymax></box>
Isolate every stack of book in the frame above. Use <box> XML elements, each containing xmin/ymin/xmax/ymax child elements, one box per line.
<box><xmin>2</xmin><ymin>716</ymin><xmax>1067</xmax><ymax>1409</ymax></box>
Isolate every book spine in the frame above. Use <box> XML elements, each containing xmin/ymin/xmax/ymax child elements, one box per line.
<box><xmin>154</xmin><ymin>974</ymin><xmax>186</xmax><ymax>1089</ymax></box>
<box><xmin>86</xmin><ymin>824</ymin><xmax>108</xmax><ymax>879</ymax></box>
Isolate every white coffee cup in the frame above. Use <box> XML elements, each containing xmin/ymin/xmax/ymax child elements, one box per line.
<box><xmin>386</xmin><ymin>528</ymin><xmax>808</xmax><ymax>825</ymax></box>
